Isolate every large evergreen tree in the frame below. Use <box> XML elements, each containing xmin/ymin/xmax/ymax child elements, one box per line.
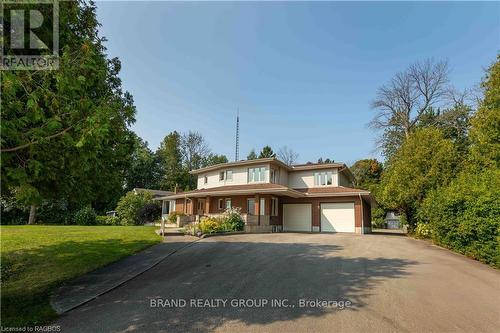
<box><xmin>1</xmin><ymin>0</ymin><xmax>136</xmax><ymax>223</ymax></box>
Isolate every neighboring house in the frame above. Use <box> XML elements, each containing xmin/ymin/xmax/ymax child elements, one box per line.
<box><xmin>157</xmin><ymin>158</ymin><xmax>374</xmax><ymax>233</ymax></box>
<box><xmin>385</xmin><ymin>211</ymin><xmax>401</xmax><ymax>229</ymax></box>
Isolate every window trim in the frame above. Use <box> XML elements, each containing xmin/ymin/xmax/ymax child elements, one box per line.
<box><xmin>314</xmin><ymin>171</ymin><xmax>333</xmax><ymax>186</ymax></box>
<box><xmin>248</xmin><ymin>166</ymin><xmax>267</xmax><ymax>183</ymax></box>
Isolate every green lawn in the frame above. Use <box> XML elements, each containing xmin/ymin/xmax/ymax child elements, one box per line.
<box><xmin>0</xmin><ymin>225</ymin><xmax>162</xmax><ymax>327</ymax></box>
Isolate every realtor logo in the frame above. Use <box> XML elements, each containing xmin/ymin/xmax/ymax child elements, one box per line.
<box><xmin>1</xmin><ymin>0</ymin><xmax>59</xmax><ymax>70</ymax></box>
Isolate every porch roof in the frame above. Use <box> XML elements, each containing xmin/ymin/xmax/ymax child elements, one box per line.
<box><xmin>156</xmin><ymin>183</ymin><xmax>305</xmax><ymax>199</ymax></box>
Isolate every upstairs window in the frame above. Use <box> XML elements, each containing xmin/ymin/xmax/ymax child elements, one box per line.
<box><xmin>270</xmin><ymin>168</ymin><xmax>279</xmax><ymax>183</ymax></box>
<box><xmin>248</xmin><ymin>167</ymin><xmax>266</xmax><ymax>182</ymax></box>
<box><xmin>314</xmin><ymin>171</ymin><xmax>333</xmax><ymax>186</ymax></box>
<box><xmin>219</xmin><ymin>170</ymin><xmax>233</xmax><ymax>182</ymax></box>
<box><xmin>204</xmin><ymin>176</ymin><xmax>208</xmax><ymax>184</ymax></box>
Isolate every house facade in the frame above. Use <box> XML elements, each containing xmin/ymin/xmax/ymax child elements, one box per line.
<box><xmin>158</xmin><ymin>158</ymin><xmax>374</xmax><ymax>233</ymax></box>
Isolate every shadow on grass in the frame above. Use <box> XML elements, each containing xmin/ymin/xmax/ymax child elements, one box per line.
<box><xmin>55</xmin><ymin>238</ymin><xmax>418</xmax><ymax>332</ymax></box>
<box><xmin>1</xmin><ymin>238</ymin><xmax>160</xmax><ymax>327</ymax></box>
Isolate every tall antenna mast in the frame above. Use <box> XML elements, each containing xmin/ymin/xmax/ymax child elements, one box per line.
<box><xmin>235</xmin><ymin>109</ymin><xmax>240</xmax><ymax>161</ymax></box>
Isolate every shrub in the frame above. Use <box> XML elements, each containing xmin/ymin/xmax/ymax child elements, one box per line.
<box><xmin>167</xmin><ymin>211</ymin><xmax>185</xmax><ymax>224</ymax></box>
<box><xmin>420</xmin><ymin>169</ymin><xmax>500</xmax><ymax>267</ymax></box>
<box><xmin>73</xmin><ymin>207</ymin><xmax>97</xmax><ymax>225</ymax></box>
<box><xmin>371</xmin><ymin>207</ymin><xmax>386</xmax><ymax>229</ymax></box>
<box><xmin>115</xmin><ymin>191</ymin><xmax>153</xmax><ymax>225</ymax></box>
<box><xmin>198</xmin><ymin>216</ymin><xmax>224</xmax><ymax>234</ymax></box>
<box><xmin>414</xmin><ymin>223</ymin><xmax>432</xmax><ymax>239</ymax></box>
<box><xmin>183</xmin><ymin>222</ymin><xmax>200</xmax><ymax>236</ymax></box>
<box><xmin>137</xmin><ymin>202</ymin><xmax>161</xmax><ymax>225</ymax></box>
<box><xmin>96</xmin><ymin>215</ymin><xmax>120</xmax><ymax>225</ymax></box>
<box><xmin>223</xmin><ymin>207</ymin><xmax>244</xmax><ymax>231</ymax></box>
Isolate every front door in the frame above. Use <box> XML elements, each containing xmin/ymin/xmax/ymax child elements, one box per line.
<box><xmin>197</xmin><ymin>199</ymin><xmax>205</xmax><ymax>215</ymax></box>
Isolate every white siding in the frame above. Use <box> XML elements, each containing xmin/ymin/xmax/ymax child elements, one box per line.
<box><xmin>287</xmin><ymin>168</ymin><xmax>339</xmax><ymax>188</ymax></box>
<box><xmin>197</xmin><ymin>164</ymin><xmax>270</xmax><ymax>189</ymax></box>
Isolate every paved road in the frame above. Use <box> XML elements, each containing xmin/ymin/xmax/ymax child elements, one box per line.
<box><xmin>55</xmin><ymin>233</ymin><xmax>500</xmax><ymax>333</ymax></box>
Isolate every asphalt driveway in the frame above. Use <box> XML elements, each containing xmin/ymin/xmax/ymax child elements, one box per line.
<box><xmin>55</xmin><ymin>233</ymin><xmax>500</xmax><ymax>332</ymax></box>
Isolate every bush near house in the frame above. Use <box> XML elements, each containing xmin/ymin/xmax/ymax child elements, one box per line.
<box><xmin>186</xmin><ymin>208</ymin><xmax>245</xmax><ymax>236</ymax></box>
<box><xmin>115</xmin><ymin>191</ymin><xmax>154</xmax><ymax>225</ymax></box>
<box><xmin>167</xmin><ymin>211</ymin><xmax>185</xmax><ymax>224</ymax></box>
<box><xmin>137</xmin><ymin>202</ymin><xmax>162</xmax><ymax>225</ymax></box>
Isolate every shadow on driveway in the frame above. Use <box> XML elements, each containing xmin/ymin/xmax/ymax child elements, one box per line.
<box><xmin>56</xmin><ymin>235</ymin><xmax>418</xmax><ymax>332</ymax></box>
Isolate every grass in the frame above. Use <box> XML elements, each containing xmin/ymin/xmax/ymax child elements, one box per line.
<box><xmin>0</xmin><ymin>225</ymin><xmax>162</xmax><ymax>327</ymax></box>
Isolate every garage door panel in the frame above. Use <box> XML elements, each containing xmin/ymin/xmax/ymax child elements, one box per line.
<box><xmin>283</xmin><ymin>204</ymin><xmax>311</xmax><ymax>232</ymax></box>
<box><xmin>321</xmin><ymin>203</ymin><xmax>355</xmax><ymax>233</ymax></box>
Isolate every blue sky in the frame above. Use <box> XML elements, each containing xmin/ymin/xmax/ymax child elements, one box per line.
<box><xmin>96</xmin><ymin>1</ymin><xmax>499</xmax><ymax>165</ymax></box>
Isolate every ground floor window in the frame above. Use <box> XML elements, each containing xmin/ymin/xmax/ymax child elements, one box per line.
<box><xmin>247</xmin><ymin>198</ymin><xmax>255</xmax><ymax>215</ymax></box>
<box><xmin>260</xmin><ymin>198</ymin><xmax>265</xmax><ymax>215</ymax></box>
<box><xmin>218</xmin><ymin>198</ymin><xmax>224</xmax><ymax>210</ymax></box>
<box><xmin>271</xmin><ymin>197</ymin><xmax>278</xmax><ymax>216</ymax></box>
<box><xmin>225</xmin><ymin>198</ymin><xmax>232</xmax><ymax>209</ymax></box>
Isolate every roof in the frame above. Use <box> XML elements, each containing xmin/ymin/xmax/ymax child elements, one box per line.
<box><xmin>189</xmin><ymin>157</ymin><xmax>349</xmax><ymax>174</ymax></box>
<box><xmin>157</xmin><ymin>184</ymin><xmax>372</xmax><ymax>202</ymax></box>
<box><xmin>133</xmin><ymin>188</ymin><xmax>174</xmax><ymax>198</ymax></box>
<box><xmin>189</xmin><ymin>158</ymin><xmax>290</xmax><ymax>174</ymax></box>
<box><xmin>157</xmin><ymin>183</ymin><xmax>305</xmax><ymax>199</ymax></box>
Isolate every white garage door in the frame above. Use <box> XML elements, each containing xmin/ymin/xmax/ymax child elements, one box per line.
<box><xmin>283</xmin><ymin>204</ymin><xmax>312</xmax><ymax>232</ymax></box>
<box><xmin>321</xmin><ymin>203</ymin><xmax>355</xmax><ymax>233</ymax></box>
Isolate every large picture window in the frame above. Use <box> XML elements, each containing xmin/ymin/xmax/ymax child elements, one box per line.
<box><xmin>248</xmin><ymin>167</ymin><xmax>266</xmax><ymax>182</ymax></box>
<box><xmin>314</xmin><ymin>171</ymin><xmax>333</xmax><ymax>186</ymax></box>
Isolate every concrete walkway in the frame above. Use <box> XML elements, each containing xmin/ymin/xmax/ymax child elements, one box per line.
<box><xmin>50</xmin><ymin>235</ymin><xmax>199</xmax><ymax>314</ymax></box>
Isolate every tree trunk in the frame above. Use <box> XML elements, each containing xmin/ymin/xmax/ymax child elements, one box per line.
<box><xmin>28</xmin><ymin>204</ymin><xmax>37</xmax><ymax>225</ymax></box>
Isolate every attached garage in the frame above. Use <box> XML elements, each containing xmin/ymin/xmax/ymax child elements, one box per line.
<box><xmin>320</xmin><ymin>202</ymin><xmax>355</xmax><ymax>233</ymax></box>
<box><xmin>283</xmin><ymin>204</ymin><xmax>312</xmax><ymax>232</ymax></box>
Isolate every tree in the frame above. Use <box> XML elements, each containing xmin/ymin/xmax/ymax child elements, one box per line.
<box><xmin>379</xmin><ymin>128</ymin><xmax>458</xmax><ymax>230</ymax></box>
<box><xmin>469</xmin><ymin>56</ymin><xmax>500</xmax><ymax>168</ymax></box>
<box><xmin>156</xmin><ymin>131</ymin><xmax>184</xmax><ymax>191</ymax></box>
<box><xmin>370</xmin><ymin>59</ymin><xmax>451</xmax><ymax>157</ymax></box>
<box><xmin>180</xmin><ymin>131</ymin><xmax>211</xmax><ymax>171</ymax></box>
<box><xmin>1</xmin><ymin>1</ymin><xmax>136</xmax><ymax>223</ymax></box>
<box><xmin>258</xmin><ymin>146</ymin><xmax>276</xmax><ymax>158</ymax></box>
<box><xmin>277</xmin><ymin>146</ymin><xmax>299</xmax><ymax>165</ymax></box>
<box><xmin>115</xmin><ymin>191</ymin><xmax>153</xmax><ymax>225</ymax></box>
<box><xmin>124</xmin><ymin>135</ymin><xmax>161</xmax><ymax>191</ymax></box>
<box><xmin>350</xmin><ymin>159</ymin><xmax>383</xmax><ymax>191</ymax></box>
<box><xmin>204</xmin><ymin>154</ymin><xmax>228</xmax><ymax>166</ymax></box>
<box><xmin>247</xmin><ymin>149</ymin><xmax>257</xmax><ymax>160</ymax></box>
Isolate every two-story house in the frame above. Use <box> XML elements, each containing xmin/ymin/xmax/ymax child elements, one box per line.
<box><xmin>158</xmin><ymin>158</ymin><xmax>374</xmax><ymax>233</ymax></box>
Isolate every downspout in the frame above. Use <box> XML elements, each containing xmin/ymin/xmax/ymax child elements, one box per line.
<box><xmin>359</xmin><ymin>194</ymin><xmax>364</xmax><ymax>234</ymax></box>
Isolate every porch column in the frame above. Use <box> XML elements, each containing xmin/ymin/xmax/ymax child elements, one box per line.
<box><xmin>205</xmin><ymin>196</ymin><xmax>211</xmax><ymax>214</ymax></box>
<box><xmin>255</xmin><ymin>194</ymin><xmax>260</xmax><ymax>225</ymax></box>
